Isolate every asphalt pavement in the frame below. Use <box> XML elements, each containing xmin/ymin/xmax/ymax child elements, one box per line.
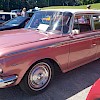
<box><xmin>0</xmin><ymin>59</ymin><xmax>100</xmax><ymax>100</ymax></box>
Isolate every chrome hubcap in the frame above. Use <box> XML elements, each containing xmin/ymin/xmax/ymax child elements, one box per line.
<box><xmin>28</xmin><ymin>62</ymin><xmax>51</xmax><ymax>91</ymax></box>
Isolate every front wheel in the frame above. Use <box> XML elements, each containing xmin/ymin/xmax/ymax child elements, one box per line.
<box><xmin>19</xmin><ymin>60</ymin><xmax>54</xmax><ymax>95</ymax></box>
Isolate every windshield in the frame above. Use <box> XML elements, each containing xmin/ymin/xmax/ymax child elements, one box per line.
<box><xmin>5</xmin><ymin>16</ymin><xmax>26</xmax><ymax>26</ymax></box>
<box><xmin>25</xmin><ymin>11</ymin><xmax>72</xmax><ymax>34</ymax></box>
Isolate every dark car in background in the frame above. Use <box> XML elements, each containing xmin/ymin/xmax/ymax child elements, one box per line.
<box><xmin>11</xmin><ymin>9</ymin><xmax>21</xmax><ymax>16</ymax></box>
<box><xmin>27</xmin><ymin>9</ymin><xmax>38</xmax><ymax>17</ymax></box>
<box><xmin>0</xmin><ymin>16</ymin><xmax>29</xmax><ymax>31</ymax></box>
<box><xmin>27</xmin><ymin>7</ymin><xmax>40</xmax><ymax>17</ymax></box>
<box><xmin>0</xmin><ymin>19</ymin><xmax>5</xmax><ymax>24</ymax></box>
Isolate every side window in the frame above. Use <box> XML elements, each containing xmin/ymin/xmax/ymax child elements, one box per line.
<box><xmin>12</xmin><ymin>15</ymin><xmax>16</xmax><ymax>18</ymax></box>
<box><xmin>0</xmin><ymin>14</ymin><xmax>6</xmax><ymax>20</ymax></box>
<box><xmin>73</xmin><ymin>14</ymin><xmax>92</xmax><ymax>33</ymax></box>
<box><xmin>93</xmin><ymin>15</ymin><xmax>100</xmax><ymax>30</ymax></box>
<box><xmin>0</xmin><ymin>14</ymin><xmax>10</xmax><ymax>21</ymax></box>
<box><xmin>62</xmin><ymin>12</ymin><xmax>72</xmax><ymax>34</ymax></box>
<box><xmin>5</xmin><ymin>14</ymin><xmax>11</xmax><ymax>21</ymax></box>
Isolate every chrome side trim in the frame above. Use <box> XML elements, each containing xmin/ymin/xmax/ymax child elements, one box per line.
<box><xmin>5</xmin><ymin>34</ymin><xmax>100</xmax><ymax>56</ymax></box>
<box><xmin>69</xmin><ymin>35</ymin><xmax>95</xmax><ymax>43</ymax></box>
<box><xmin>0</xmin><ymin>75</ymin><xmax>18</xmax><ymax>88</ymax></box>
<box><xmin>48</xmin><ymin>35</ymin><xmax>96</xmax><ymax>47</ymax></box>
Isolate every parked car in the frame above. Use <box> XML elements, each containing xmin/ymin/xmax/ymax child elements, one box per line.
<box><xmin>27</xmin><ymin>7</ymin><xmax>40</xmax><ymax>17</ymax></box>
<box><xmin>27</xmin><ymin>7</ymin><xmax>40</xmax><ymax>13</ymax></box>
<box><xmin>0</xmin><ymin>19</ymin><xmax>5</xmax><ymax>24</ymax></box>
<box><xmin>86</xmin><ymin>79</ymin><xmax>100</xmax><ymax>100</ymax></box>
<box><xmin>11</xmin><ymin>9</ymin><xmax>21</xmax><ymax>16</ymax></box>
<box><xmin>0</xmin><ymin>16</ymin><xmax>30</xmax><ymax>31</ymax></box>
<box><xmin>0</xmin><ymin>12</ymin><xmax>17</xmax><ymax>24</ymax></box>
<box><xmin>0</xmin><ymin>9</ymin><xmax>99</xmax><ymax>95</ymax></box>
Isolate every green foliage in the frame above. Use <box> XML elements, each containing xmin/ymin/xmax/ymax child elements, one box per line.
<box><xmin>42</xmin><ymin>3</ymin><xmax>100</xmax><ymax>9</ymax></box>
<box><xmin>0</xmin><ymin>0</ymin><xmax>100</xmax><ymax>11</ymax></box>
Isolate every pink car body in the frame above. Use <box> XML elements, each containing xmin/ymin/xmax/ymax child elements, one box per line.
<box><xmin>0</xmin><ymin>9</ymin><xmax>100</xmax><ymax>94</ymax></box>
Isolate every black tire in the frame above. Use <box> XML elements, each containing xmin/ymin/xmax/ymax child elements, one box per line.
<box><xmin>19</xmin><ymin>60</ymin><xmax>54</xmax><ymax>95</ymax></box>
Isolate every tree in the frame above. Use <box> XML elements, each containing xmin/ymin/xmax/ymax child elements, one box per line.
<box><xmin>0</xmin><ymin>0</ymin><xmax>100</xmax><ymax>11</ymax></box>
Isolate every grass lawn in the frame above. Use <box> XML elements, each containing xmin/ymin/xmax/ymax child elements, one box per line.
<box><xmin>42</xmin><ymin>3</ymin><xmax>100</xmax><ymax>10</ymax></box>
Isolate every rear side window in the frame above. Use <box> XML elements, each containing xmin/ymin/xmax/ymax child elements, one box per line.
<box><xmin>0</xmin><ymin>14</ymin><xmax>11</xmax><ymax>21</ymax></box>
<box><xmin>73</xmin><ymin>14</ymin><xmax>92</xmax><ymax>32</ymax></box>
<box><xmin>93</xmin><ymin>15</ymin><xmax>100</xmax><ymax>30</ymax></box>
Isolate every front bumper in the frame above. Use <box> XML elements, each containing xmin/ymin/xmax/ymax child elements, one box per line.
<box><xmin>0</xmin><ymin>75</ymin><xmax>18</xmax><ymax>88</ymax></box>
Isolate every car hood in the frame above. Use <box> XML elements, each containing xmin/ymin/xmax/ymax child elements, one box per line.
<box><xmin>0</xmin><ymin>29</ymin><xmax>49</xmax><ymax>49</ymax></box>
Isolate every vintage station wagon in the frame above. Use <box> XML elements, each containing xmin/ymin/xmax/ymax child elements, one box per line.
<box><xmin>0</xmin><ymin>9</ymin><xmax>100</xmax><ymax>95</ymax></box>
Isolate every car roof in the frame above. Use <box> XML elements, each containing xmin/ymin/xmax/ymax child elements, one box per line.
<box><xmin>0</xmin><ymin>12</ymin><xmax>17</xmax><ymax>15</ymax></box>
<box><xmin>42</xmin><ymin>9</ymin><xmax>100</xmax><ymax>14</ymax></box>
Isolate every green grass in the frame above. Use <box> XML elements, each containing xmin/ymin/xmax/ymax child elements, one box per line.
<box><xmin>42</xmin><ymin>3</ymin><xmax>100</xmax><ymax>10</ymax></box>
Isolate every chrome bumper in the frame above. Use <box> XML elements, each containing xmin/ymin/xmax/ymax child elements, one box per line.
<box><xmin>0</xmin><ymin>75</ymin><xmax>18</xmax><ymax>88</ymax></box>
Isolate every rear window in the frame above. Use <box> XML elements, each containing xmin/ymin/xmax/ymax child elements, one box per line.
<box><xmin>0</xmin><ymin>14</ymin><xmax>11</xmax><ymax>21</ymax></box>
<box><xmin>93</xmin><ymin>15</ymin><xmax>100</xmax><ymax>30</ymax></box>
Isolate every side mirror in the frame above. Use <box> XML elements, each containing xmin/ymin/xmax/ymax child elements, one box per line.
<box><xmin>72</xmin><ymin>29</ymin><xmax>80</xmax><ymax>35</ymax></box>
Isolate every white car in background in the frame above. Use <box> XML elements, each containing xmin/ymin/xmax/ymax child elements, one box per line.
<box><xmin>0</xmin><ymin>12</ymin><xmax>17</xmax><ymax>24</ymax></box>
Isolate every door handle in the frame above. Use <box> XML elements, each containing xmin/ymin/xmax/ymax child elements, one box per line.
<box><xmin>91</xmin><ymin>44</ymin><xmax>97</xmax><ymax>48</ymax></box>
<box><xmin>92</xmin><ymin>44</ymin><xmax>96</xmax><ymax>46</ymax></box>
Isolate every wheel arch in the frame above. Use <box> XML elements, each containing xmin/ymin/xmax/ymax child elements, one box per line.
<box><xmin>27</xmin><ymin>58</ymin><xmax>62</xmax><ymax>77</ymax></box>
<box><xmin>18</xmin><ymin>58</ymin><xmax>62</xmax><ymax>85</ymax></box>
